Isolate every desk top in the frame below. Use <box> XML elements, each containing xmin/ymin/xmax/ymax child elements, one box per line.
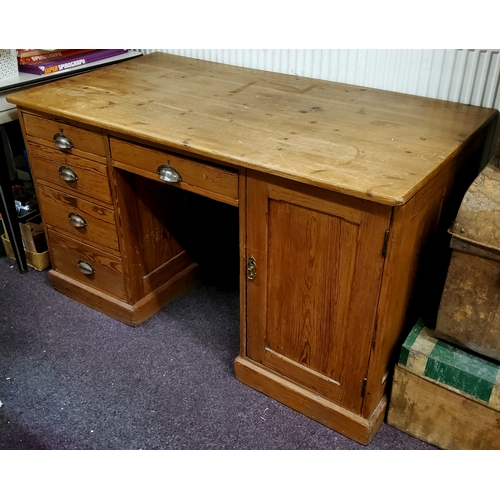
<box><xmin>7</xmin><ymin>52</ymin><xmax>498</xmax><ymax>205</ymax></box>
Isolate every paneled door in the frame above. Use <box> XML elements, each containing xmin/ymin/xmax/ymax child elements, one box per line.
<box><xmin>245</xmin><ymin>171</ymin><xmax>392</xmax><ymax>413</ymax></box>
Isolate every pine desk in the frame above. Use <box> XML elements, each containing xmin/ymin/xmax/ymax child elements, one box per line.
<box><xmin>7</xmin><ymin>53</ymin><xmax>498</xmax><ymax>444</ymax></box>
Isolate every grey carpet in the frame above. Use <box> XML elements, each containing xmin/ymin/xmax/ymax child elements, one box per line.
<box><xmin>0</xmin><ymin>256</ymin><xmax>435</xmax><ymax>450</ymax></box>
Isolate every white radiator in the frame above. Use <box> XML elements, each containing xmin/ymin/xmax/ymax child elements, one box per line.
<box><xmin>137</xmin><ymin>49</ymin><xmax>500</xmax><ymax>111</ymax></box>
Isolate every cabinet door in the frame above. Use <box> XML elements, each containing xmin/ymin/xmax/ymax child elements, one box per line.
<box><xmin>246</xmin><ymin>171</ymin><xmax>392</xmax><ymax>413</ymax></box>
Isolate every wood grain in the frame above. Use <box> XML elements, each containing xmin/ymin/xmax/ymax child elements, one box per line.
<box><xmin>49</xmin><ymin>263</ymin><xmax>198</xmax><ymax>326</ymax></box>
<box><xmin>8</xmin><ymin>53</ymin><xmax>497</xmax><ymax>205</ymax></box>
<box><xmin>36</xmin><ymin>182</ymin><xmax>119</xmax><ymax>253</ymax></box>
<box><xmin>234</xmin><ymin>356</ymin><xmax>387</xmax><ymax>445</ymax></box>
<box><xmin>27</xmin><ymin>142</ymin><xmax>113</xmax><ymax>204</ymax></box>
<box><xmin>111</xmin><ymin>169</ymin><xmax>193</xmax><ymax>303</ymax></box>
<box><xmin>23</xmin><ymin>112</ymin><xmax>107</xmax><ymax>161</ymax></box>
<box><xmin>47</xmin><ymin>229</ymin><xmax>126</xmax><ymax>300</ymax></box>
<box><xmin>110</xmin><ymin>137</ymin><xmax>239</xmax><ymax>205</ymax></box>
<box><xmin>246</xmin><ymin>170</ymin><xmax>391</xmax><ymax>413</ymax></box>
<box><xmin>387</xmin><ymin>365</ymin><xmax>500</xmax><ymax>450</ymax></box>
<box><xmin>361</xmin><ymin>130</ymin><xmax>487</xmax><ymax>419</ymax></box>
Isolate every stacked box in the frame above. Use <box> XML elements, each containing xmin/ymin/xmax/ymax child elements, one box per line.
<box><xmin>387</xmin><ymin>319</ymin><xmax>500</xmax><ymax>450</ymax></box>
<box><xmin>1</xmin><ymin>219</ymin><xmax>50</xmax><ymax>271</ymax></box>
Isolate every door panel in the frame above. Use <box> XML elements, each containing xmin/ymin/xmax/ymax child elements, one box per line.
<box><xmin>246</xmin><ymin>171</ymin><xmax>391</xmax><ymax>413</ymax></box>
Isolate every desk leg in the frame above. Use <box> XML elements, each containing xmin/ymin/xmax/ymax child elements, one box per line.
<box><xmin>0</xmin><ymin>126</ymin><xmax>28</xmax><ymax>273</ymax></box>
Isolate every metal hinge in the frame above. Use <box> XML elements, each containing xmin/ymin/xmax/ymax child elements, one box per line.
<box><xmin>361</xmin><ymin>378</ymin><xmax>368</xmax><ymax>399</ymax></box>
<box><xmin>382</xmin><ymin>229</ymin><xmax>390</xmax><ymax>258</ymax></box>
<box><xmin>247</xmin><ymin>255</ymin><xmax>257</xmax><ymax>280</ymax></box>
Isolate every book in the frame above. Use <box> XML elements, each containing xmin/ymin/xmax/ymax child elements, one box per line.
<box><xmin>18</xmin><ymin>49</ymin><xmax>95</xmax><ymax>65</ymax></box>
<box><xmin>17</xmin><ymin>49</ymin><xmax>54</xmax><ymax>56</ymax></box>
<box><xmin>17</xmin><ymin>49</ymin><xmax>60</xmax><ymax>59</ymax></box>
<box><xmin>18</xmin><ymin>49</ymin><xmax>129</xmax><ymax>75</ymax></box>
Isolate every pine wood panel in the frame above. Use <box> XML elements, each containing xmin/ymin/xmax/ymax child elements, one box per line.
<box><xmin>246</xmin><ymin>170</ymin><xmax>391</xmax><ymax>412</ymax></box>
<box><xmin>22</xmin><ymin>112</ymin><xmax>107</xmax><ymax>161</ymax></box>
<box><xmin>361</xmin><ymin>133</ymin><xmax>487</xmax><ymax>419</ymax></box>
<box><xmin>49</xmin><ymin>263</ymin><xmax>198</xmax><ymax>327</ymax></box>
<box><xmin>110</xmin><ymin>137</ymin><xmax>239</xmax><ymax>206</ymax></box>
<box><xmin>234</xmin><ymin>356</ymin><xmax>387</xmax><ymax>445</ymax></box>
<box><xmin>36</xmin><ymin>183</ymin><xmax>119</xmax><ymax>254</ymax></box>
<box><xmin>239</xmin><ymin>169</ymin><xmax>248</xmax><ymax>358</ymax></box>
<box><xmin>48</xmin><ymin>229</ymin><xmax>126</xmax><ymax>301</ymax></box>
<box><xmin>264</xmin><ymin>202</ymin><xmax>358</xmax><ymax>386</ymax></box>
<box><xmin>27</xmin><ymin>142</ymin><xmax>112</xmax><ymax>205</ymax></box>
<box><xmin>142</xmin><ymin>251</ymin><xmax>193</xmax><ymax>296</ymax></box>
<box><xmin>8</xmin><ymin>53</ymin><xmax>497</xmax><ymax>205</ymax></box>
<box><xmin>111</xmin><ymin>169</ymin><xmax>192</xmax><ymax>303</ymax></box>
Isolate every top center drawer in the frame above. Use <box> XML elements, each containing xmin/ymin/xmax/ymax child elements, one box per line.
<box><xmin>110</xmin><ymin>137</ymin><xmax>239</xmax><ymax>206</ymax></box>
<box><xmin>23</xmin><ymin>113</ymin><xmax>107</xmax><ymax>162</ymax></box>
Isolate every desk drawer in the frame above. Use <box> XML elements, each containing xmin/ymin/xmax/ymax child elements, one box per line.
<box><xmin>110</xmin><ymin>137</ymin><xmax>239</xmax><ymax>206</ymax></box>
<box><xmin>23</xmin><ymin>113</ymin><xmax>107</xmax><ymax>161</ymax></box>
<box><xmin>28</xmin><ymin>142</ymin><xmax>112</xmax><ymax>205</ymax></box>
<box><xmin>37</xmin><ymin>183</ymin><xmax>119</xmax><ymax>254</ymax></box>
<box><xmin>48</xmin><ymin>229</ymin><xmax>126</xmax><ymax>301</ymax></box>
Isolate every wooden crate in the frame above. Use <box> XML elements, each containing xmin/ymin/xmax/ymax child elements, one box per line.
<box><xmin>387</xmin><ymin>320</ymin><xmax>500</xmax><ymax>450</ymax></box>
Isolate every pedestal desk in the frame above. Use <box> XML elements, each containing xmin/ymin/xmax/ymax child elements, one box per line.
<box><xmin>7</xmin><ymin>53</ymin><xmax>498</xmax><ymax>444</ymax></box>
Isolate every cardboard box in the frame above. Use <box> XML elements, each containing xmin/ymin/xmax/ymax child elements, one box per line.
<box><xmin>1</xmin><ymin>232</ymin><xmax>50</xmax><ymax>271</ymax></box>
<box><xmin>1</xmin><ymin>218</ymin><xmax>50</xmax><ymax>271</ymax></box>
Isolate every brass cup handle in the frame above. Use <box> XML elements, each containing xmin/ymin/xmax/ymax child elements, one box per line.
<box><xmin>59</xmin><ymin>166</ymin><xmax>79</xmax><ymax>182</ymax></box>
<box><xmin>157</xmin><ymin>164</ymin><xmax>182</xmax><ymax>183</ymax></box>
<box><xmin>247</xmin><ymin>255</ymin><xmax>257</xmax><ymax>280</ymax></box>
<box><xmin>53</xmin><ymin>133</ymin><xmax>74</xmax><ymax>150</ymax></box>
<box><xmin>77</xmin><ymin>260</ymin><xmax>95</xmax><ymax>275</ymax></box>
<box><xmin>68</xmin><ymin>213</ymin><xmax>87</xmax><ymax>228</ymax></box>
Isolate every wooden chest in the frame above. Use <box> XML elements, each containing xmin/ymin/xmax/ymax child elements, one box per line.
<box><xmin>7</xmin><ymin>53</ymin><xmax>499</xmax><ymax>444</ymax></box>
<box><xmin>436</xmin><ymin>157</ymin><xmax>500</xmax><ymax>362</ymax></box>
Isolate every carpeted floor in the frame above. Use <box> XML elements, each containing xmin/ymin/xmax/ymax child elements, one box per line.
<box><xmin>0</xmin><ymin>256</ymin><xmax>435</xmax><ymax>450</ymax></box>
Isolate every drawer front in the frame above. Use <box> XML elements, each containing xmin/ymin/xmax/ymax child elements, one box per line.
<box><xmin>23</xmin><ymin>113</ymin><xmax>107</xmax><ymax>160</ymax></box>
<box><xmin>48</xmin><ymin>229</ymin><xmax>126</xmax><ymax>301</ymax></box>
<box><xmin>28</xmin><ymin>142</ymin><xmax>112</xmax><ymax>204</ymax></box>
<box><xmin>37</xmin><ymin>183</ymin><xmax>119</xmax><ymax>253</ymax></box>
<box><xmin>110</xmin><ymin>137</ymin><xmax>239</xmax><ymax>205</ymax></box>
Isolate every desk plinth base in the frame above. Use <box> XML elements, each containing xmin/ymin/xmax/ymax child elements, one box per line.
<box><xmin>49</xmin><ymin>264</ymin><xmax>198</xmax><ymax>326</ymax></box>
<box><xmin>234</xmin><ymin>356</ymin><xmax>386</xmax><ymax>445</ymax></box>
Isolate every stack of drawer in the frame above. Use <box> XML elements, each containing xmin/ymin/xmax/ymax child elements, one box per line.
<box><xmin>23</xmin><ymin>113</ymin><xmax>127</xmax><ymax>301</ymax></box>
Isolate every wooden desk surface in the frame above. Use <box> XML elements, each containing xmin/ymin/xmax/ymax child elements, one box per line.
<box><xmin>7</xmin><ymin>52</ymin><xmax>498</xmax><ymax>205</ymax></box>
